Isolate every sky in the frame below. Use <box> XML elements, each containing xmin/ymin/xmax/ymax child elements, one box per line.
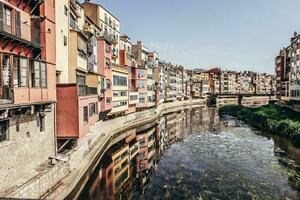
<box><xmin>87</xmin><ymin>0</ymin><xmax>300</xmax><ymax>74</ymax></box>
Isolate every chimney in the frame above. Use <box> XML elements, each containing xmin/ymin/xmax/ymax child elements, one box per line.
<box><xmin>294</xmin><ymin>31</ymin><xmax>298</xmax><ymax>37</ymax></box>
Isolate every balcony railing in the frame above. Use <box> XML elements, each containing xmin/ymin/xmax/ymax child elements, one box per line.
<box><xmin>0</xmin><ymin>12</ymin><xmax>41</xmax><ymax>45</ymax></box>
<box><xmin>112</xmin><ymin>64</ymin><xmax>127</xmax><ymax>73</ymax></box>
<box><xmin>100</xmin><ymin>32</ymin><xmax>118</xmax><ymax>45</ymax></box>
<box><xmin>78</xmin><ymin>85</ymin><xmax>98</xmax><ymax>96</ymax></box>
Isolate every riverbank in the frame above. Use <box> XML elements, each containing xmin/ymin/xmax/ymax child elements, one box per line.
<box><xmin>7</xmin><ymin>96</ymin><xmax>271</xmax><ymax>199</ymax></box>
<box><xmin>219</xmin><ymin>104</ymin><xmax>300</xmax><ymax>144</ymax></box>
<box><xmin>40</xmin><ymin>99</ymin><xmax>205</xmax><ymax>199</ymax></box>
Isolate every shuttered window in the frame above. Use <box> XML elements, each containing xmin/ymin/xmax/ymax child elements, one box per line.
<box><xmin>0</xmin><ymin>2</ymin><xmax>3</xmax><ymax>31</ymax></box>
<box><xmin>14</xmin><ymin>57</ymin><xmax>28</xmax><ymax>87</ymax></box>
<box><xmin>32</xmin><ymin>61</ymin><xmax>40</xmax><ymax>87</ymax></box>
<box><xmin>15</xmin><ymin>10</ymin><xmax>21</xmax><ymax>37</ymax></box>
<box><xmin>41</xmin><ymin>63</ymin><xmax>47</xmax><ymax>87</ymax></box>
<box><xmin>77</xmin><ymin>36</ymin><xmax>87</xmax><ymax>58</ymax></box>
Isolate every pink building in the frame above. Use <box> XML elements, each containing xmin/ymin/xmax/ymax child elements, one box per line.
<box><xmin>136</xmin><ymin>67</ymin><xmax>148</xmax><ymax>110</ymax></box>
<box><xmin>97</xmin><ymin>35</ymin><xmax>113</xmax><ymax>119</ymax></box>
<box><xmin>120</xmin><ymin>35</ymin><xmax>138</xmax><ymax>114</ymax></box>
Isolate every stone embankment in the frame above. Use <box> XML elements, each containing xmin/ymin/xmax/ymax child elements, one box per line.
<box><xmin>9</xmin><ymin>99</ymin><xmax>205</xmax><ymax>199</ymax></box>
<box><xmin>8</xmin><ymin>96</ymin><xmax>271</xmax><ymax>199</ymax></box>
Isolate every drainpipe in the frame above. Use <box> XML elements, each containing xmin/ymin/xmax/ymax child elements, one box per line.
<box><xmin>54</xmin><ymin>102</ymin><xmax>58</xmax><ymax>155</ymax></box>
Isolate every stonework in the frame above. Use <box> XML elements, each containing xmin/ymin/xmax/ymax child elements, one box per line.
<box><xmin>0</xmin><ymin>105</ymin><xmax>55</xmax><ymax>196</ymax></box>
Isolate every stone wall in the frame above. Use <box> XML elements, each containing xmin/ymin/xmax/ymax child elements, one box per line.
<box><xmin>0</xmin><ymin>105</ymin><xmax>56</xmax><ymax>196</ymax></box>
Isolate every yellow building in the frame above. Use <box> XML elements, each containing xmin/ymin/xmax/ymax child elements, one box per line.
<box><xmin>109</xmin><ymin>144</ymin><xmax>130</xmax><ymax>191</ymax></box>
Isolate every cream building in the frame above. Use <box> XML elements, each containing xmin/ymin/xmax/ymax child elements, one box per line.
<box><xmin>82</xmin><ymin>2</ymin><xmax>120</xmax><ymax>65</ymax></box>
<box><xmin>111</xmin><ymin>65</ymin><xmax>129</xmax><ymax>115</ymax></box>
<box><xmin>55</xmin><ymin>0</ymin><xmax>69</xmax><ymax>83</ymax></box>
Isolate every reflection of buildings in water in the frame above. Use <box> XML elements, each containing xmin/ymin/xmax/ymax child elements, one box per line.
<box><xmin>84</xmin><ymin>143</ymin><xmax>131</xmax><ymax>200</ymax></box>
<box><xmin>175</xmin><ymin>111</ymin><xmax>184</xmax><ymax>140</ymax></box>
<box><xmin>164</xmin><ymin>113</ymin><xmax>177</xmax><ymax>144</ymax></box>
<box><xmin>106</xmin><ymin>144</ymin><xmax>130</xmax><ymax>195</ymax></box>
<box><xmin>136</xmin><ymin>126</ymin><xmax>156</xmax><ymax>173</ymax></box>
<box><xmin>85</xmin><ymin>156</ymin><xmax>114</xmax><ymax>200</ymax></box>
<box><xmin>81</xmin><ymin>107</ymin><xmax>224</xmax><ymax>200</ymax></box>
<box><xmin>125</xmin><ymin>128</ymin><xmax>139</xmax><ymax>180</ymax></box>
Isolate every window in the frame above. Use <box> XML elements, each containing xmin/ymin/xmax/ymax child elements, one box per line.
<box><xmin>64</xmin><ymin>35</ymin><xmax>67</xmax><ymax>46</ymax></box>
<box><xmin>32</xmin><ymin>61</ymin><xmax>40</xmax><ymax>87</ymax></box>
<box><xmin>14</xmin><ymin>57</ymin><xmax>28</xmax><ymax>87</ymax></box>
<box><xmin>137</xmin><ymin>80</ymin><xmax>145</xmax><ymax>89</ymax></box>
<box><xmin>105</xmin><ymin>58</ymin><xmax>110</xmax><ymax>68</ymax></box>
<box><xmin>31</xmin><ymin>61</ymin><xmax>47</xmax><ymax>88</ymax></box>
<box><xmin>106</xmin><ymin>97</ymin><xmax>111</xmax><ymax>104</ymax></box>
<box><xmin>113</xmin><ymin>101</ymin><xmax>127</xmax><ymax>108</ymax></box>
<box><xmin>113</xmin><ymin>91</ymin><xmax>127</xmax><ymax>97</ymax></box>
<box><xmin>89</xmin><ymin>103</ymin><xmax>97</xmax><ymax>117</ymax></box>
<box><xmin>101</xmin><ymin>77</ymin><xmax>105</xmax><ymax>90</ymax></box>
<box><xmin>2</xmin><ymin>55</ymin><xmax>10</xmax><ymax>86</ymax></box>
<box><xmin>83</xmin><ymin>106</ymin><xmax>88</xmax><ymax>123</ymax></box>
<box><xmin>70</xmin><ymin>14</ymin><xmax>76</xmax><ymax>29</ymax></box>
<box><xmin>0</xmin><ymin>120</ymin><xmax>8</xmax><ymax>142</ymax></box>
<box><xmin>139</xmin><ymin>95</ymin><xmax>145</xmax><ymax>103</ymax></box>
<box><xmin>77</xmin><ymin>36</ymin><xmax>87</xmax><ymax>58</ymax></box>
<box><xmin>138</xmin><ymin>70</ymin><xmax>145</xmax><ymax>78</ymax></box>
<box><xmin>105</xmin><ymin>43</ymin><xmax>110</xmax><ymax>53</ymax></box>
<box><xmin>106</xmin><ymin>79</ymin><xmax>111</xmax><ymax>90</ymax></box>
<box><xmin>130</xmin><ymin>95</ymin><xmax>138</xmax><ymax>101</ymax></box>
<box><xmin>113</xmin><ymin>75</ymin><xmax>127</xmax><ymax>86</ymax></box>
<box><xmin>39</xmin><ymin>115</ymin><xmax>45</xmax><ymax>132</ymax></box>
<box><xmin>41</xmin><ymin>63</ymin><xmax>47</xmax><ymax>87</ymax></box>
<box><xmin>77</xmin><ymin>75</ymin><xmax>86</xmax><ymax>86</ymax></box>
<box><xmin>4</xmin><ymin>6</ymin><xmax>11</xmax><ymax>26</ymax></box>
<box><xmin>64</xmin><ymin>5</ymin><xmax>68</xmax><ymax>16</ymax></box>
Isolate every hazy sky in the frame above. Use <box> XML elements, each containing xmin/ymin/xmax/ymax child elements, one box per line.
<box><xmin>88</xmin><ymin>0</ymin><xmax>300</xmax><ymax>74</ymax></box>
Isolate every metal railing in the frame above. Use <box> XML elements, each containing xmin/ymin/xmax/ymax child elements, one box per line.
<box><xmin>78</xmin><ymin>85</ymin><xmax>98</xmax><ymax>96</ymax></box>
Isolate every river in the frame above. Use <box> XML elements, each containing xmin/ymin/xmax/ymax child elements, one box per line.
<box><xmin>78</xmin><ymin>107</ymin><xmax>300</xmax><ymax>200</ymax></box>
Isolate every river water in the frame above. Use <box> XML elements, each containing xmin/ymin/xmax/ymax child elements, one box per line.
<box><xmin>79</xmin><ymin>107</ymin><xmax>300</xmax><ymax>200</ymax></box>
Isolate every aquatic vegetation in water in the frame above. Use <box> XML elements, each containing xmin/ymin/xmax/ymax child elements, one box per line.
<box><xmin>219</xmin><ymin>104</ymin><xmax>300</xmax><ymax>144</ymax></box>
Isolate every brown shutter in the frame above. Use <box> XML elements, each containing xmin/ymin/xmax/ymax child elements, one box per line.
<box><xmin>0</xmin><ymin>2</ymin><xmax>3</xmax><ymax>31</ymax></box>
<box><xmin>15</xmin><ymin>10</ymin><xmax>21</xmax><ymax>37</ymax></box>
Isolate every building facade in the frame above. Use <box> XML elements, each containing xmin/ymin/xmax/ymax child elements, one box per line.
<box><xmin>0</xmin><ymin>0</ymin><xmax>56</xmax><ymax>195</ymax></box>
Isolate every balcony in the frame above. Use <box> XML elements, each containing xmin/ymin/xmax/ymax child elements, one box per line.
<box><xmin>111</xmin><ymin>34</ymin><xmax>118</xmax><ymax>45</ymax></box>
<box><xmin>112</xmin><ymin>64</ymin><xmax>127</xmax><ymax>74</ymax></box>
<box><xmin>78</xmin><ymin>85</ymin><xmax>98</xmax><ymax>96</ymax></box>
<box><xmin>0</xmin><ymin>12</ymin><xmax>41</xmax><ymax>48</ymax></box>
<box><xmin>99</xmin><ymin>32</ymin><xmax>114</xmax><ymax>44</ymax></box>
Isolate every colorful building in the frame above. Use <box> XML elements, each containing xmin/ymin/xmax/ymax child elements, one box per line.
<box><xmin>56</xmin><ymin>0</ymin><xmax>100</xmax><ymax>143</ymax></box>
<box><xmin>120</xmin><ymin>35</ymin><xmax>137</xmax><ymax>114</ymax></box>
<box><xmin>0</xmin><ymin>0</ymin><xmax>56</xmax><ymax>195</ymax></box>
<box><xmin>289</xmin><ymin>32</ymin><xmax>300</xmax><ymax>101</ymax></box>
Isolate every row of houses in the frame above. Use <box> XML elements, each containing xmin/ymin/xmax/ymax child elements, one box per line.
<box><xmin>0</xmin><ymin>0</ymin><xmax>275</xmax><ymax>196</ymax></box>
<box><xmin>276</xmin><ymin>31</ymin><xmax>300</xmax><ymax>102</ymax></box>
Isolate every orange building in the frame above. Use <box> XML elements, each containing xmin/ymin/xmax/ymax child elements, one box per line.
<box><xmin>0</xmin><ymin>0</ymin><xmax>57</xmax><ymax>195</ymax></box>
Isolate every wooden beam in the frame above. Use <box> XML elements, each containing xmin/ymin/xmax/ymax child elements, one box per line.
<box><xmin>23</xmin><ymin>0</ymin><xmax>33</xmax><ymax>10</ymax></box>
<box><xmin>18</xmin><ymin>44</ymin><xmax>28</xmax><ymax>55</ymax></box>
<box><xmin>25</xmin><ymin>47</ymin><xmax>35</xmax><ymax>57</ymax></box>
<box><xmin>2</xmin><ymin>40</ymin><xmax>11</xmax><ymax>50</ymax></box>
<box><xmin>17</xmin><ymin>0</ymin><xmax>24</xmax><ymax>7</ymax></box>
<box><xmin>10</xmin><ymin>42</ymin><xmax>21</xmax><ymax>52</ymax></box>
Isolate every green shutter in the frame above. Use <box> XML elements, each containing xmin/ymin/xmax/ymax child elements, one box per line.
<box><xmin>15</xmin><ymin>10</ymin><xmax>21</xmax><ymax>36</ymax></box>
<box><xmin>0</xmin><ymin>2</ymin><xmax>3</xmax><ymax>31</ymax></box>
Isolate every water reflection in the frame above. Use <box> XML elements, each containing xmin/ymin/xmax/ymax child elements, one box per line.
<box><xmin>79</xmin><ymin>107</ymin><xmax>300</xmax><ymax>200</ymax></box>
